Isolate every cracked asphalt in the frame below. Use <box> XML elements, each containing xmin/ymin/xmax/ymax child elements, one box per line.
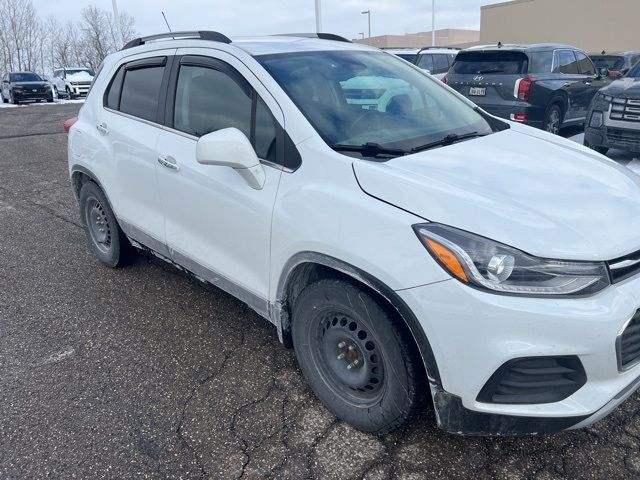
<box><xmin>1</xmin><ymin>104</ymin><xmax>640</xmax><ymax>479</ymax></box>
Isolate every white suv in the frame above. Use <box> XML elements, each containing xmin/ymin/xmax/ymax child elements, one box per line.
<box><xmin>67</xmin><ymin>31</ymin><xmax>640</xmax><ymax>436</ymax></box>
<box><xmin>52</xmin><ymin>67</ymin><xmax>95</xmax><ymax>98</ymax></box>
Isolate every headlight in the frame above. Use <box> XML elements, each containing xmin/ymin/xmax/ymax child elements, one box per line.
<box><xmin>593</xmin><ymin>93</ymin><xmax>613</xmax><ymax>109</ymax></box>
<box><xmin>413</xmin><ymin>224</ymin><xmax>610</xmax><ymax>297</ymax></box>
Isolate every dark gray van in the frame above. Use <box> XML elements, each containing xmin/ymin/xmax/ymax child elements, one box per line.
<box><xmin>444</xmin><ymin>44</ymin><xmax>611</xmax><ymax>134</ymax></box>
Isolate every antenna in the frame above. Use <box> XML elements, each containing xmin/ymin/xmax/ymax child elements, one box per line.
<box><xmin>162</xmin><ymin>11</ymin><xmax>172</xmax><ymax>32</ymax></box>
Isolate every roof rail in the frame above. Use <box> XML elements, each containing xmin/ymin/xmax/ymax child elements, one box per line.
<box><xmin>418</xmin><ymin>46</ymin><xmax>461</xmax><ymax>51</ymax></box>
<box><xmin>122</xmin><ymin>30</ymin><xmax>232</xmax><ymax>50</ymax></box>
<box><xmin>274</xmin><ymin>33</ymin><xmax>351</xmax><ymax>43</ymax></box>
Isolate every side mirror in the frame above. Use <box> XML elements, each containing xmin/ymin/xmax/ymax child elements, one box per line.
<box><xmin>597</xmin><ymin>67</ymin><xmax>609</xmax><ymax>78</ymax></box>
<box><xmin>196</xmin><ymin>127</ymin><xmax>265</xmax><ymax>190</ymax></box>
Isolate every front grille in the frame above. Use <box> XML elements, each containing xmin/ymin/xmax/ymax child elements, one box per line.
<box><xmin>617</xmin><ymin>311</ymin><xmax>640</xmax><ymax>371</ymax></box>
<box><xmin>606</xmin><ymin>127</ymin><xmax>640</xmax><ymax>147</ymax></box>
<box><xmin>610</xmin><ymin>98</ymin><xmax>640</xmax><ymax>122</ymax></box>
<box><xmin>608</xmin><ymin>250</ymin><xmax>640</xmax><ymax>283</ymax></box>
<box><xmin>477</xmin><ymin>356</ymin><xmax>586</xmax><ymax>405</ymax></box>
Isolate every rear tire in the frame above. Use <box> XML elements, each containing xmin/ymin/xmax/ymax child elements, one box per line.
<box><xmin>79</xmin><ymin>181</ymin><xmax>136</xmax><ymax>268</ymax></box>
<box><xmin>292</xmin><ymin>279</ymin><xmax>422</xmax><ymax>434</ymax></box>
<box><xmin>543</xmin><ymin>103</ymin><xmax>563</xmax><ymax>135</ymax></box>
<box><xmin>1</xmin><ymin>93</ymin><xmax>6</xmax><ymax>103</ymax></box>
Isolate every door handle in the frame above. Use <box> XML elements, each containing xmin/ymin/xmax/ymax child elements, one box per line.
<box><xmin>96</xmin><ymin>122</ymin><xmax>108</xmax><ymax>135</ymax></box>
<box><xmin>562</xmin><ymin>82</ymin><xmax>571</xmax><ymax>87</ymax></box>
<box><xmin>158</xmin><ymin>155</ymin><xmax>179</xmax><ymax>171</ymax></box>
<box><xmin>584</xmin><ymin>82</ymin><xmax>592</xmax><ymax>86</ymax></box>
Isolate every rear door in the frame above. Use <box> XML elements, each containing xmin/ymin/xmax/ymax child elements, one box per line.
<box><xmin>552</xmin><ymin>49</ymin><xmax>586</xmax><ymax>120</ymax></box>
<box><xmin>96</xmin><ymin>51</ymin><xmax>174</xmax><ymax>251</ymax></box>
<box><xmin>446</xmin><ymin>50</ymin><xmax>528</xmax><ymax>106</ymax></box>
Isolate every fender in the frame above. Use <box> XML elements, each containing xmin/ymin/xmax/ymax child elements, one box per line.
<box><xmin>274</xmin><ymin>251</ymin><xmax>442</xmax><ymax>388</ymax></box>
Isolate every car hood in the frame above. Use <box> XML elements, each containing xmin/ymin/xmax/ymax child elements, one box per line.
<box><xmin>601</xmin><ymin>77</ymin><xmax>640</xmax><ymax>99</ymax></box>
<box><xmin>353</xmin><ymin>126</ymin><xmax>640</xmax><ymax>261</ymax></box>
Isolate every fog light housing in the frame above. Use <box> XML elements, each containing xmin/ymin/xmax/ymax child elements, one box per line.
<box><xmin>590</xmin><ymin>111</ymin><xmax>604</xmax><ymax>128</ymax></box>
<box><xmin>477</xmin><ymin>356</ymin><xmax>587</xmax><ymax>404</ymax></box>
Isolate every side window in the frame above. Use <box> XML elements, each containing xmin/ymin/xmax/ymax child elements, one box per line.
<box><xmin>416</xmin><ymin>54</ymin><xmax>434</xmax><ymax>72</ymax></box>
<box><xmin>632</xmin><ymin>56</ymin><xmax>640</xmax><ymax>69</ymax></box>
<box><xmin>104</xmin><ymin>65</ymin><xmax>125</xmax><ymax>110</ymax></box>
<box><xmin>119</xmin><ymin>65</ymin><xmax>165</xmax><ymax>122</ymax></box>
<box><xmin>529</xmin><ymin>51</ymin><xmax>553</xmax><ymax>73</ymax></box>
<box><xmin>553</xmin><ymin>50</ymin><xmax>579</xmax><ymax>74</ymax></box>
<box><xmin>174</xmin><ymin>64</ymin><xmax>251</xmax><ymax>138</ymax></box>
<box><xmin>576</xmin><ymin>52</ymin><xmax>595</xmax><ymax>75</ymax></box>
<box><xmin>254</xmin><ymin>98</ymin><xmax>277</xmax><ymax>162</ymax></box>
<box><xmin>447</xmin><ymin>54</ymin><xmax>456</xmax><ymax>67</ymax></box>
<box><xmin>432</xmin><ymin>55</ymin><xmax>450</xmax><ymax>74</ymax></box>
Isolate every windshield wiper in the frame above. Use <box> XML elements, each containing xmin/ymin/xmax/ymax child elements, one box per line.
<box><xmin>410</xmin><ymin>132</ymin><xmax>486</xmax><ymax>154</ymax></box>
<box><xmin>331</xmin><ymin>142</ymin><xmax>408</xmax><ymax>158</ymax></box>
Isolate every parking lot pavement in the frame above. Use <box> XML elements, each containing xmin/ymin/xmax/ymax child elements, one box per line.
<box><xmin>1</xmin><ymin>104</ymin><xmax>640</xmax><ymax>480</ymax></box>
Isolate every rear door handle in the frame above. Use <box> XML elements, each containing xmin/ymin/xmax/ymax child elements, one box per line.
<box><xmin>158</xmin><ymin>155</ymin><xmax>179</xmax><ymax>171</ymax></box>
<box><xmin>562</xmin><ymin>82</ymin><xmax>572</xmax><ymax>87</ymax></box>
<box><xmin>96</xmin><ymin>122</ymin><xmax>108</xmax><ymax>135</ymax></box>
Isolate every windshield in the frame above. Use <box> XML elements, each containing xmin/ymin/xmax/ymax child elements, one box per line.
<box><xmin>9</xmin><ymin>72</ymin><xmax>42</xmax><ymax>82</ymax></box>
<box><xmin>257</xmin><ymin>51</ymin><xmax>497</xmax><ymax>157</ymax></box>
<box><xmin>628</xmin><ymin>62</ymin><xmax>640</xmax><ymax>78</ymax></box>
<box><xmin>449</xmin><ymin>51</ymin><xmax>529</xmax><ymax>75</ymax></box>
<box><xmin>66</xmin><ymin>69</ymin><xmax>95</xmax><ymax>76</ymax></box>
<box><xmin>590</xmin><ymin>56</ymin><xmax>625</xmax><ymax>71</ymax></box>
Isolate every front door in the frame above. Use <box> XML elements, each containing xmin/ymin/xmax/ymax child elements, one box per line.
<box><xmin>155</xmin><ymin>49</ymin><xmax>284</xmax><ymax>305</ymax></box>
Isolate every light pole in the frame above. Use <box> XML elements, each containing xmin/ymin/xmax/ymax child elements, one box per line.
<box><xmin>315</xmin><ymin>0</ymin><xmax>323</xmax><ymax>33</ymax></box>
<box><xmin>361</xmin><ymin>10</ymin><xmax>371</xmax><ymax>38</ymax></box>
<box><xmin>431</xmin><ymin>0</ymin><xmax>436</xmax><ymax>46</ymax></box>
<box><xmin>111</xmin><ymin>0</ymin><xmax>123</xmax><ymax>45</ymax></box>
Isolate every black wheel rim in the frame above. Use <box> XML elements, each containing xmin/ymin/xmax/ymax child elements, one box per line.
<box><xmin>85</xmin><ymin>196</ymin><xmax>112</xmax><ymax>254</ymax></box>
<box><xmin>310</xmin><ymin>309</ymin><xmax>385</xmax><ymax>406</ymax></box>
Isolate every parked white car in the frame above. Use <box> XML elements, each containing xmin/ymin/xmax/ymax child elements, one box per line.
<box><xmin>385</xmin><ymin>47</ymin><xmax>458</xmax><ymax>79</ymax></box>
<box><xmin>52</xmin><ymin>67</ymin><xmax>95</xmax><ymax>98</ymax></box>
<box><xmin>67</xmin><ymin>31</ymin><xmax>640</xmax><ymax>436</ymax></box>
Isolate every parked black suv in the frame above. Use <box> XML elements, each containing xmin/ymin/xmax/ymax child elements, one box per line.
<box><xmin>444</xmin><ymin>44</ymin><xmax>610</xmax><ymax>134</ymax></box>
<box><xmin>589</xmin><ymin>51</ymin><xmax>640</xmax><ymax>79</ymax></box>
<box><xmin>1</xmin><ymin>71</ymin><xmax>53</xmax><ymax>105</ymax></box>
<box><xmin>585</xmin><ymin>61</ymin><xmax>640</xmax><ymax>155</ymax></box>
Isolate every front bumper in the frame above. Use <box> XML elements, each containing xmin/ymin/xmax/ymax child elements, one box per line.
<box><xmin>398</xmin><ymin>273</ymin><xmax>640</xmax><ymax>435</ymax></box>
<box><xmin>585</xmin><ymin>124</ymin><xmax>640</xmax><ymax>154</ymax></box>
<box><xmin>13</xmin><ymin>89</ymin><xmax>53</xmax><ymax>102</ymax></box>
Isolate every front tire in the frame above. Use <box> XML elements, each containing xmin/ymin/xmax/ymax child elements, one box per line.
<box><xmin>292</xmin><ymin>279</ymin><xmax>422</xmax><ymax>434</ymax></box>
<box><xmin>79</xmin><ymin>181</ymin><xmax>136</xmax><ymax>268</ymax></box>
<box><xmin>543</xmin><ymin>103</ymin><xmax>563</xmax><ymax>135</ymax></box>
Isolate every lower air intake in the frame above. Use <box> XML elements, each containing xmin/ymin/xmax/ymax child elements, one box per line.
<box><xmin>477</xmin><ymin>356</ymin><xmax>586</xmax><ymax>405</ymax></box>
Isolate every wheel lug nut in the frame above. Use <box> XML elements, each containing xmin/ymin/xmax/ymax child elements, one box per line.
<box><xmin>338</xmin><ymin>341</ymin><xmax>346</xmax><ymax>349</ymax></box>
<box><xmin>348</xmin><ymin>345</ymin><xmax>356</xmax><ymax>351</ymax></box>
<box><xmin>337</xmin><ymin>353</ymin><xmax>345</xmax><ymax>360</ymax></box>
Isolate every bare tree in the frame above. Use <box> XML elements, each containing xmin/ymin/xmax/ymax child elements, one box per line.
<box><xmin>0</xmin><ymin>1</ymin><xmax>136</xmax><ymax>78</ymax></box>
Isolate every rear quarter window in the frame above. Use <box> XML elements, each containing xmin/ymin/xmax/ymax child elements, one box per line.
<box><xmin>449</xmin><ymin>51</ymin><xmax>528</xmax><ymax>75</ymax></box>
<box><xmin>528</xmin><ymin>51</ymin><xmax>553</xmax><ymax>73</ymax></box>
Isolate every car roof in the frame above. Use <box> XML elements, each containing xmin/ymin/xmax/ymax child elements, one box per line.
<box><xmin>231</xmin><ymin>36</ymin><xmax>377</xmax><ymax>56</ymax></box>
<box><xmin>464</xmin><ymin>43</ymin><xmax>578</xmax><ymax>53</ymax></box>
<box><xmin>589</xmin><ymin>51</ymin><xmax>640</xmax><ymax>56</ymax></box>
<box><xmin>9</xmin><ymin>71</ymin><xmax>39</xmax><ymax>75</ymax></box>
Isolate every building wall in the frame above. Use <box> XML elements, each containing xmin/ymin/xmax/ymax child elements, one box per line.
<box><xmin>480</xmin><ymin>0</ymin><xmax>639</xmax><ymax>53</ymax></box>
<box><xmin>354</xmin><ymin>29</ymin><xmax>480</xmax><ymax>49</ymax></box>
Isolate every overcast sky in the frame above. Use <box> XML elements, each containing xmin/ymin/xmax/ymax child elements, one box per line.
<box><xmin>34</xmin><ymin>0</ymin><xmax>505</xmax><ymax>40</ymax></box>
